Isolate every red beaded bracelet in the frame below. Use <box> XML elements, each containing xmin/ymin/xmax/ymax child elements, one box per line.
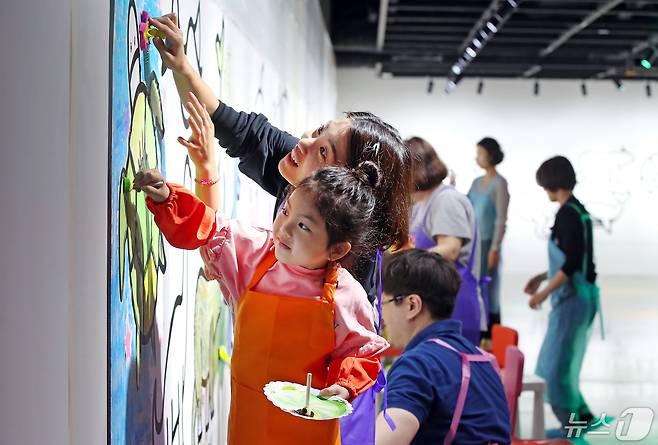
<box><xmin>194</xmin><ymin>177</ymin><xmax>219</xmax><ymax>186</ymax></box>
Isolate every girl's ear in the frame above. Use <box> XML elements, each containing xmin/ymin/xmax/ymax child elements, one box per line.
<box><xmin>328</xmin><ymin>241</ymin><xmax>352</xmax><ymax>262</ymax></box>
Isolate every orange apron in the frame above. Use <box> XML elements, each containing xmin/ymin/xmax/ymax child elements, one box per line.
<box><xmin>228</xmin><ymin>249</ymin><xmax>341</xmax><ymax>444</ymax></box>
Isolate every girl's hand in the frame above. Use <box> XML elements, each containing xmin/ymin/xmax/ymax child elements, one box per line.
<box><xmin>487</xmin><ymin>249</ymin><xmax>500</xmax><ymax>269</ymax></box>
<box><xmin>524</xmin><ymin>274</ymin><xmax>544</xmax><ymax>295</ymax></box>
<box><xmin>149</xmin><ymin>14</ymin><xmax>189</xmax><ymax>74</ymax></box>
<box><xmin>134</xmin><ymin>169</ymin><xmax>170</xmax><ymax>203</ymax></box>
<box><xmin>318</xmin><ymin>384</ymin><xmax>350</xmax><ymax>401</ymax></box>
<box><xmin>178</xmin><ymin>92</ymin><xmax>217</xmax><ymax>175</ymax></box>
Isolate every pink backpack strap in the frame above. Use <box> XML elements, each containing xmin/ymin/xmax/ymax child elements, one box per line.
<box><xmin>427</xmin><ymin>339</ymin><xmax>496</xmax><ymax>445</ymax></box>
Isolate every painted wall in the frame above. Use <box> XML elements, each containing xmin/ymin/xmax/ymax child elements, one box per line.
<box><xmin>108</xmin><ymin>1</ymin><xmax>335</xmax><ymax>444</ymax></box>
<box><xmin>337</xmin><ymin>68</ymin><xmax>658</xmax><ymax>277</ymax></box>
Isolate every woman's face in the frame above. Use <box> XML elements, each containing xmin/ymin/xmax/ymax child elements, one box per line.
<box><xmin>272</xmin><ymin>188</ymin><xmax>348</xmax><ymax>269</ymax></box>
<box><xmin>278</xmin><ymin>118</ymin><xmax>352</xmax><ymax>185</ymax></box>
<box><xmin>544</xmin><ymin>188</ymin><xmax>558</xmax><ymax>202</ymax></box>
<box><xmin>476</xmin><ymin>145</ymin><xmax>491</xmax><ymax>169</ymax></box>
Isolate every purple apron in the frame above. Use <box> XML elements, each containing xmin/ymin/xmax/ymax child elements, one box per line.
<box><xmin>339</xmin><ymin>251</ymin><xmax>386</xmax><ymax>445</ymax></box>
<box><xmin>410</xmin><ymin>188</ymin><xmax>482</xmax><ymax>345</ymax></box>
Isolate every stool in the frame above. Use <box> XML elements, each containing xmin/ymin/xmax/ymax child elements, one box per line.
<box><xmin>520</xmin><ymin>374</ymin><xmax>546</xmax><ymax>440</ymax></box>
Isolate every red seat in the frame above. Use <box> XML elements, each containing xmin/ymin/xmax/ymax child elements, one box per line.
<box><xmin>492</xmin><ymin>324</ymin><xmax>519</xmax><ymax>368</ymax></box>
<box><xmin>501</xmin><ymin>344</ymin><xmax>572</xmax><ymax>445</ymax></box>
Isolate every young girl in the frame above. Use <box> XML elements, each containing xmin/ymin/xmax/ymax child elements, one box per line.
<box><xmin>134</xmin><ymin>162</ymin><xmax>389</xmax><ymax>445</ymax></box>
<box><xmin>525</xmin><ymin>156</ymin><xmax>598</xmax><ymax>433</ymax></box>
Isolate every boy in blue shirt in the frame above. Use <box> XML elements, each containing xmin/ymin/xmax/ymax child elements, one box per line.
<box><xmin>376</xmin><ymin>249</ymin><xmax>511</xmax><ymax>445</ymax></box>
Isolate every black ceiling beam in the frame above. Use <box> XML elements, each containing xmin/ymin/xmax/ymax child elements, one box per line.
<box><xmin>519</xmin><ymin>0</ymin><xmax>624</xmax><ymax>78</ymax></box>
<box><xmin>389</xmin><ymin>5</ymin><xmax>658</xmax><ymax>16</ymax></box>
<box><xmin>386</xmin><ymin>25</ymin><xmax>658</xmax><ymax>36</ymax></box>
<box><xmin>379</xmin><ymin>70</ymin><xmax>658</xmax><ymax>80</ymax></box>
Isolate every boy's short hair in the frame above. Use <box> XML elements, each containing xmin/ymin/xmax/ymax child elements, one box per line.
<box><xmin>536</xmin><ymin>155</ymin><xmax>577</xmax><ymax>191</ymax></box>
<box><xmin>382</xmin><ymin>249</ymin><xmax>462</xmax><ymax>319</ymax></box>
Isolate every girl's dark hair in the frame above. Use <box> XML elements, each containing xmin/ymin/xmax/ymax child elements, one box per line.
<box><xmin>477</xmin><ymin>137</ymin><xmax>504</xmax><ymax>165</ymax></box>
<box><xmin>536</xmin><ymin>155</ymin><xmax>577</xmax><ymax>192</ymax></box>
<box><xmin>405</xmin><ymin>136</ymin><xmax>448</xmax><ymax>192</ymax></box>
<box><xmin>344</xmin><ymin>112</ymin><xmax>412</xmax><ymax>250</ymax></box>
<box><xmin>295</xmin><ymin>161</ymin><xmax>382</xmax><ymax>262</ymax></box>
<box><xmin>382</xmin><ymin>249</ymin><xmax>462</xmax><ymax>320</ymax></box>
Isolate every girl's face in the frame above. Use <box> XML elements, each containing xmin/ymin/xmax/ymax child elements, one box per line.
<box><xmin>475</xmin><ymin>145</ymin><xmax>491</xmax><ymax>169</ymax></box>
<box><xmin>278</xmin><ymin>119</ymin><xmax>352</xmax><ymax>185</ymax></box>
<box><xmin>272</xmin><ymin>188</ymin><xmax>350</xmax><ymax>269</ymax></box>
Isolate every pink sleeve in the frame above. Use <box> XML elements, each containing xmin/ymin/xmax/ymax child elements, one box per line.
<box><xmin>199</xmin><ymin>212</ymin><xmax>273</xmax><ymax>307</ymax></box>
<box><xmin>326</xmin><ymin>270</ymin><xmax>389</xmax><ymax>399</ymax></box>
<box><xmin>331</xmin><ymin>270</ymin><xmax>389</xmax><ymax>359</ymax></box>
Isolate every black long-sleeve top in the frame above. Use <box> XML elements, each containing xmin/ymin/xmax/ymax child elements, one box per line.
<box><xmin>551</xmin><ymin>196</ymin><xmax>597</xmax><ymax>283</ymax></box>
<box><xmin>210</xmin><ymin>102</ymin><xmax>379</xmax><ymax>303</ymax></box>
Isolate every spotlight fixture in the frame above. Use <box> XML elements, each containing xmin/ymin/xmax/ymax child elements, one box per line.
<box><xmin>581</xmin><ymin>80</ymin><xmax>587</xmax><ymax>96</ymax></box>
<box><xmin>640</xmin><ymin>47</ymin><xmax>657</xmax><ymax>70</ymax></box>
<box><xmin>444</xmin><ymin>80</ymin><xmax>457</xmax><ymax>94</ymax></box>
<box><xmin>647</xmin><ymin>82</ymin><xmax>652</xmax><ymax>98</ymax></box>
<box><xmin>444</xmin><ymin>0</ymin><xmax>519</xmax><ymax>92</ymax></box>
<box><xmin>613</xmin><ymin>78</ymin><xmax>623</xmax><ymax>91</ymax></box>
<box><xmin>534</xmin><ymin>79</ymin><xmax>540</xmax><ymax>96</ymax></box>
<box><xmin>477</xmin><ymin>79</ymin><xmax>484</xmax><ymax>95</ymax></box>
<box><xmin>427</xmin><ymin>78</ymin><xmax>434</xmax><ymax>94</ymax></box>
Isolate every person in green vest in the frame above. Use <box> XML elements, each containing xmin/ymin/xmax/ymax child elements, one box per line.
<box><xmin>524</xmin><ymin>156</ymin><xmax>599</xmax><ymax>434</ymax></box>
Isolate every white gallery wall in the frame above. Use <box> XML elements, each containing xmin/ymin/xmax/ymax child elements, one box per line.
<box><xmin>337</xmin><ymin>68</ymin><xmax>658</xmax><ymax>277</ymax></box>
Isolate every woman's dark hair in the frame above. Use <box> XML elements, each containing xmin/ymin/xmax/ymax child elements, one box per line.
<box><xmin>382</xmin><ymin>249</ymin><xmax>462</xmax><ymax>319</ymax></box>
<box><xmin>477</xmin><ymin>137</ymin><xmax>504</xmax><ymax>165</ymax></box>
<box><xmin>536</xmin><ymin>155</ymin><xmax>577</xmax><ymax>192</ymax></box>
<box><xmin>405</xmin><ymin>136</ymin><xmax>448</xmax><ymax>192</ymax></box>
<box><xmin>295</xmin><ymin>161</ymin><xmax>382</xmax><ymax>262</ymax></box>
<box><xmin>345</xmin><ymin>112</ymin><xmax>412</xmax><ymax>250</ymax></box>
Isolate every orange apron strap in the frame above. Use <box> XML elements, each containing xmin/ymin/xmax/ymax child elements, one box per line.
<box><xmin>322</xmin><ymin>262</ymin><xmax>339</xmax><ymax>305</ymax></box>
<box><xmin>246</xmin><ymin>248</ymin><xmax>278</xmax><ymax>291</ymax></box>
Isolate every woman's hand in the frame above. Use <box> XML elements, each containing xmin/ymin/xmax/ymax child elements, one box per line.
<box><xmin>149</xmin><ymin>14</ymin><xmax>190</xmax><ymax>74</ymax></box>
<box><xmin>318</xmin><ymin>384</ymin><xmax>350</xmax><ymax>401</ymax></box>
<box><xmin>134</xmin><ymin>169</ymin><xmax>170</xmax><ymax>203</ymax></box>
<box><xmin>524</xmin><ymin>273</ymin><xmax>545</xmax><ymax>295</ymax></box>
<box><xmin>487</xmin><ymin>249</ymin><xmax>500</xmax><ymax>269</ymax></box>
<box><xmin>177</xmin><ymin>92</ymin><xmax>218</xmax><ymax>176</ymax></box>
<box><xmin>529</xmin><ymin>289</ymin><xmax>548</xmax><ymax>310</ymax></box>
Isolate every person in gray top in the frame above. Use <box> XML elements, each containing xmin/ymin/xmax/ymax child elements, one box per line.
<box><xmin>406</xmin><ymin>137</ymin><xmax>485</xmax><ymax>345</ymax></box>
<box><xmin>468</xmin><ymin>137</ymin><xmax>510</xmax><ymax>342</ymax></box>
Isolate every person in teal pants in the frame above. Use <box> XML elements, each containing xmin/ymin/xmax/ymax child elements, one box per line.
<box><xmin>524</xmin><ymin>156</ymin><xmax>599</xmax><ymax>432</ymax></box>
<box><xmin>468</xmin><ymin>137</ymin><xmax>510</xmax><ymax>343</ymax></box>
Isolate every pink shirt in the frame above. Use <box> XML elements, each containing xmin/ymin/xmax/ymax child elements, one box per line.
<box><xmin>201</xmin><ymin>213</ymin><xmax>389</xmax><ymax>360</ymax></box>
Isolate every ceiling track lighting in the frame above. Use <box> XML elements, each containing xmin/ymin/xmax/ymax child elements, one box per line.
<box><xmin>427</xmin><ymin>78</ymin><xmax>434</xmax><ymax>94</ymax></box>
<box><xmin>444</xmin><ymin>0</ymin><xmax>520</xmax><ymax>93</ymax></box>
<box><xmin>534</xmin><ymin>79</ymin><xmax>540</xmax><ymax>96</ymax></box>
<box><xmin>581</xmin><ymin>80</ymin><xmax>587</xmax><ymax>96</ymax></box>
<box><xmin>647</xmin><ymin>81</ymin><xmax>652</xmax><ymax>98</ymax></box>
<box><xmin>477</xmin><ymin>79</ymin><xmax>484</xmax><ymax>95</ymax></box>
